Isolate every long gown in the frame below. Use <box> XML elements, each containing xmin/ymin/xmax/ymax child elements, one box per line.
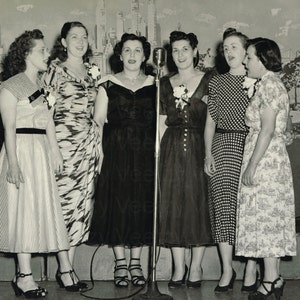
<box><xmin>235</xmin><ymin>71</ymin><xmax>296</xmax><ymax>258</ymax></box>
<box><xmin>0</xmin><ymin>73</ymin><xmax>70</xmax><ymax>253</ymax></box>
<box><xmin>88</xmin><ymin>75</ymin><xmax>156</xmax><ymax>246</ymax></box>
<box><xmin>208</xmin><ymin>72</ymin><xmax>249</xmax><ymax>245</ymax></box>
<box><xmin>42</xmin><ymin>59</ymin><xmax>103</xmax><ymax>246</ymax></box>
<box><xmin>158</xmin><ymin>73</ymin><xmax>213</xmax><ymax>247</ymax></box>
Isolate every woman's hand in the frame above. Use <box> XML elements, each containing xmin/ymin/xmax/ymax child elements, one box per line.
<box><xmin>51</xmin><ymin>149</ymin><xmax>64</xmax><ymax>175</ymax></box>
<box><xmin>241</xmin><ymin>162</ymin><xmax>257</xmax><ymax>186</ymax></box>
<box><xmin>6</xmin><ymin>163</ymin><xmax>24</xmax><ymax>189</ymax></box>
<box><xmin>204</xmin><ymin>156</ymin><xmax>216</xmax><ymax>176</ymax></box>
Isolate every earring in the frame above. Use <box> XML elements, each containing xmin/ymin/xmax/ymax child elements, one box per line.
<box><xmin>63</xmin><ymin>47</ymin><xmax>67</xmax><ymax>52</ymax></box>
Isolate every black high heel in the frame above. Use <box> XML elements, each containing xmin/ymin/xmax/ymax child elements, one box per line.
<box><xmin>114</xmin><ymin>258</ymin><xmax>129</xmax><ymax>288</ymax></box>
<box><xmin>168</xmin><ymin>265</ymin><xmax>188</xmax><ymax>288</ymax></box>
<box><xmin>186</xmin><ymin>266</ymin><xmax>203</xmax><ymax>288</ymax></box>
<box><xmin>214</xmin><ymin>269</ymin><xmax>236</xmax><ymax>293</ymax></box>
<box><xmin>248</xmin><ymin>277</ymin><xmax>285</xmax><ymax>300</ymax></box>
<box><xmin>55</xmin><ymin>269</ymin><xmax>80</xmax><ymax>292</ymax></box>
<box><xmin>241</xmin><ymin>271</ymin><xmax>259</xmax><ymax>293</ymax></box>
<box><xmin>128</xmin><ymin>258</ymin><xmax>146</xmax><ymax>287</ymax></box>
<box><xmin>11</xmin><ymin>272</ymin><xmax>47</xmax><ymax>298</ymax></box>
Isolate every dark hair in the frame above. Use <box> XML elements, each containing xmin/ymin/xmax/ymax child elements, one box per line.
<box><xmin>110</xmin><ymin>33</ymin><xmax>152</xmax><ymax>74</ymax></box>
<box><xmin>48</xmin><ymin>21</ymin><xmax>92</xmax><ymax>64</ymax></box>
<box><xmin>246</xmin><ymin>37</ymin><xmax>282</xmax><ymax>72</ymax></box>
<box><xmin>214</xmin><ymin>28</ymin><xmax>248</xmax><ymax>74</ymax></box>
<box><xmin>223</xmin><ymin>27</ymin><xmax>248</xmax><ymax>48</ymax></box>
<box><xmin>1</xmin><ymin>29</ymin><xmax>44</xmax><ymax>80</ymax></box>
<box><xmin>167</xmin><ymin>31</ymin><xmax>200</xmax><ymax>71</ymax></box>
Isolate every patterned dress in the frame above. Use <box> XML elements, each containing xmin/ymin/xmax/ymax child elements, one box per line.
<box><xmin>88</xmin><ymin>75</ymin><xmax>156</xmax><ymax>246</ymax></box>
<box><xmin>235</xmin><ymin>71</ymin><xmax>296</xmax><ymax>258</ymax></box>
<box><xmin>0</xmin><ymin>73</ymin><xmax>70</xmax><ymax>253</ymax></box>
<box><xmin>208</xmin><ymin>72</ymin><xmax>249</xmax><ymax>245</ymax></box>
<box><xmin>158</xmin><ymin>73</ymin><xmax>213</xmax><ymax>247</ymax></box>
<box><xmin>43</xmin><ymin>60</ymin><xmax>103</xmax><ymax>246</ymax></box>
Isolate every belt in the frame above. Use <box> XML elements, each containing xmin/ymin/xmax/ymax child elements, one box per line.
<box><xmin>216</xmin><ymin>128</ymin><xmax>248</xmax><ymax>134</ymax></box>
<box><xmin>16</xmin><ymin>128</ymin><xmax>46</xmax><ymax>134</ymax></box>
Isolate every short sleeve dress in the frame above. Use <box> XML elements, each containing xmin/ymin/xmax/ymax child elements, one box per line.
<box><xmin>88</xmin><ymin>75</ymin><xmax>156</xmax><ymax>246</ymax></box>
<box><xmin>158</xmin><ymin>72</ymin><xmax>213</xmax><ymax>247</ymax></box>
<box><xmin>0</xmin><ymin>73</ymin><xmax>70</xmax><ymax>253</ymax></box>
<box><xmin>235</xmin><ymin>71</ymin><xmax>296</xmax><ymax>258</ymax></box>
<box><xmin>208</xmin><ymin>72</ymin><xmax>249</xmax><ymax>245</ymax></box>
<box><xmin>42</xmin><ymin>59</ymin><xmax>103</xmax><ymax>246</ymax></box>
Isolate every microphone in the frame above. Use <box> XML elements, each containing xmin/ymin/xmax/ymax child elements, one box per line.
<box><xmin>153</xmin><ymin>47</ymin><xmax>166</xmax><ymax>68</ymax></box>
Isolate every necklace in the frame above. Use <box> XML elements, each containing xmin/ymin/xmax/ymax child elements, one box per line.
<box><xmin>123</xmin><ymin>72</ymin><xmax>143</xmax><ymax>84</ymax></box>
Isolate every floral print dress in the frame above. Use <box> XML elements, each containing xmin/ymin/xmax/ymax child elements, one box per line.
<box><xmin>235</xmin><ymin>71</ymin><xmax>297</xmax><ymax>258</ymax></box>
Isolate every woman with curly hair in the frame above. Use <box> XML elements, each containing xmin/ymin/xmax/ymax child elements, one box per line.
<box><xmin>158</xmin><ymin>31</ymin><xmax>213</xmax><ymax>288</ymax></box>
<box><xmin>42</xmin><ymin>21</ymin><xmax>103</xmax><ymax>291</ymax></box>
<box><xmin>0</xmin><ymin>29</ymin><xmax>70</xmax><ymax>298</ymax></box>
<box><xmin>88</xmin><ymin>33</ymin><xmax>156</xmax><ymax>288</ymax></box>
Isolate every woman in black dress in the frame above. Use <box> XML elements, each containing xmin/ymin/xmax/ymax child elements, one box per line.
<box><xmin>88</xmin><ymin>33</ymin><xmax>156</xmax><ymax>288</ymax></box>
<box><xmin>159</xmin><ymin>31</ymin><xmax>213</xmax><ymax>288</ymax></box>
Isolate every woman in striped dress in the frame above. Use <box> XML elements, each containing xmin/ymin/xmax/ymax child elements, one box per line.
<box><xmin>43</xmin><ymin>22</ymin><xmax>102</xmax><ymax>291</ymax></box>
<box><xmin>204</xmin><ymin>28</ymin><xmax>253</xmax><ymax>293</ymax></box>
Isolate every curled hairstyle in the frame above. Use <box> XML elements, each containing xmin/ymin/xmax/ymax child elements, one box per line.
<box><xmin>48</xmin><ymin>21</ymin><xmax>92</xmax><ymax>64</ymax></box>
<box><xmin>246</xmin><ymin>37</ymin><xmax>282</xmax><ymax>72</ymax></box>
<box><xmin>110</xmin><ymin>33</ymin><xmax>151</xmax><ymax>74</ymax></box>
<box><xmin>1</xmin><ymin>29</ymin><xmax>44</xmax><ymax>80</ymax></box>
<box><xmin>168</xmin><ymin>31</ymin><xmax>200</xmax><ymax>71</ymax></box>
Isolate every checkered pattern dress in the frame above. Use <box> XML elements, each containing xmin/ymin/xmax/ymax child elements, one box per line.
<box><xmin>208</xmin><ymin>73</ymin><xmax>249</xmax><ymax>245</ymax></box>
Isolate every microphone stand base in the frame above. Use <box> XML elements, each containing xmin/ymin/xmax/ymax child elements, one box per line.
<box><xmin>133</xmin><ymin>281</ymin><xmax>173</xmax><ymax>300</ymax></box>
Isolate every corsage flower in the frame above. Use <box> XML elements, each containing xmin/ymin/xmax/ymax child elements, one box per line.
<box><xmin>87</xmin><ymin>64</ymin><xmax>101</xmax><ymax>81</ymax></box>
<box><xmin>41</xmin><ymin>87</ymin><xmax>56</xmax><ymax>109</ymax></box>
<box><xmin>173</xmin><ymin>84</ymin><xmax>190</xmax><ymax>111</ymax></box>
<box><xmin>242</xmin><ymin>77</ymin><xmax>260</xmax><ymax>99</ymax></box>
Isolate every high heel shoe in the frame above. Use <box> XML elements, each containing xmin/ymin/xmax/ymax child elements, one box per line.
<box><xmin>128</xmin><ymin>258</ymin><xmax>146</xmax><ymax>287</ymax></box>
<box><xmin>114</xmin><ymin>258</ymin><xmax>129</xmax><ymax>288</ymax></box>
<box><xmin>241</xmin><ymin>271</ymin><xmax>259</xmax><ymax>293</ymax></box>
<box><xmin>248</xmin><ymin>277</ymin><xmax>285</xmax><ymax>300</ymax></box>
<box><xmin>11</xmin><ymin>272</ymin><xmax>47</xmax><ymax>298</ymax></box>
<box><xmin>186</xmin><ymin>267</ymin><xmax>202</xmax><ymax>288</ymax></box>
<box><xmin>168</xmin><ymin>265</ymin><xmax>188</xmax><ymax>288</ymax></box>
<box><xmin>55</xmin><ymin>269</ymin><xmax>80</xmax><ymax>292</ymax></box>
<box><xmin>214</xmin><ymin>269</ymin><xmax>236</xmax><ymax>293</ymax></box>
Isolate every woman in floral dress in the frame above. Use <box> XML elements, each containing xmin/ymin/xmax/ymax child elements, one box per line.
<box><xmin>236</xmin><ymin>38</ymin><xmax>296</xmax><ymax>300</ymax></box>
<box><xmin>43</xmin><ymin>21</ymin><xmax>102</xmax><ymax>291</ymax></box>
<box><xmin>159</xmin><ymin>31</ymin><xmax>213</xmax><ymax>288</ymax></box>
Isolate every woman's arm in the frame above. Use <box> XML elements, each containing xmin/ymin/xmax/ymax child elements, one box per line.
<box><xmin>204</xmin><ymin>110</ymin><xmax>216</xmax><ymax>176</ymax></box>
<box><xmin>242</xmin><ymin>105</ymin><xmax>276</xmax><ymax>186</ymax></box>
<box><xmin>0</xmin><ymin>88</ymin><xmax>24</xmax><ymax>188</ymax></box>
<box><xmin>93</xmin><ymin>86</ymin><xmax>108</xmax><ymax>127</ymax></box>
<box><xmin>46</xmin><ymin>118</ymin><xmax>63</xmax><ymax>175</ymax></box>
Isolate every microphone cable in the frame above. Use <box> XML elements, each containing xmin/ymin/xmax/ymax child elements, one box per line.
<box><xmin>79</xmin><ymin>243</ymin><xmax>162</xmax><ymax>300</ymax></box>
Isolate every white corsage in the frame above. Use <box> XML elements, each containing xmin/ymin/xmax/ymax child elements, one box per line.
<box><xmin>41</xmin><ymin>87</ymin><xmax>56</xmax><ymax>109</ymax></box>
<box><xmin>173</xmin><ymin>84</ymin><xmax>190</xmax><ymax>111</ymax></box>
<box><xmin>243</xmin><ymin>77</ymin><xmax>259</xmax><ymax>99</ymax></box>
<box><xmin>87</xmin><ymin>64</ymin><xmax>101</xmax><ymax>81</ymax></box>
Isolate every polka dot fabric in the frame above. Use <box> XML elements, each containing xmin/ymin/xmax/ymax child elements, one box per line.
<box><xmin>208</xmin><ymin>73</ymin><xmax>249</xmax><ymax>245</ymax></box>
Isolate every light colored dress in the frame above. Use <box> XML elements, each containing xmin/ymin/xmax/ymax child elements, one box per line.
<box><xmin>43</xmin><ymin>59</ymin><xmax>103</xmax><ymax>246</ymax></box>
<box><xmin>235</xmin><ymin>71</ymin><xmax>297</xmax><ymax>258</ymax></box>
<box><xmin>0</xmin><ymin>73</ymin><xmax>70</xmax><ymax>253</ymax></box>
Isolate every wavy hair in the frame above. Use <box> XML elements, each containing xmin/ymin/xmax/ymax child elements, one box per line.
<box><xmin>246</xmin><ymin>37</ymin><xmax>282</xmax><ymax>72</ymax></box>
<box><xmin>167</xmin><ymin>31</ymin><xmax>200</xmax><ymax>73</ymax></box>
<box><xmin>48</xmin><ymin>21</ymin><xmax>92</xmax><ymax>64</ymax></box>
<box><xmin>1</xmin><ymin>29</ymin><xmax>44</xmax><ymax>80</ymax></box>
<box><xmin>110</xmin><ymin>33</ymin><xmax>152</xmax><ymax>74</ymax></box>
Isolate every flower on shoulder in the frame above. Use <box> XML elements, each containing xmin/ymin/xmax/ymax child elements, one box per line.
<box><xmin>173</xmin><ymin>84</ymin><xmax>190</xmax><ymax>111</ymax></box>
<box><xmin>242</xmin><ymin>77</ymin><xmax>260</xmax><ymax>99</ymax></box>
<box><xmin>87</xmin><ymin>64</ymin><xmax>101</xmax><ymax>81</ymax></box>
<box><xmin>41</xmin><ymin>87</ymin><xmax>56</xmax><ymax>109</ymax></box>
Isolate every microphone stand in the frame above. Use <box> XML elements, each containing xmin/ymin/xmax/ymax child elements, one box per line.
<box><xmin>133</xmin><ymin>64</ymin><xmax>173</xmax><ymax>300</ymax></box>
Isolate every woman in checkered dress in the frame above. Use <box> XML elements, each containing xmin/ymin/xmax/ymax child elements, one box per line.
<box><xmin>204</xmin><ymin>28</ymin><xmax>249</xmax><ymax>292</ymax></box>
